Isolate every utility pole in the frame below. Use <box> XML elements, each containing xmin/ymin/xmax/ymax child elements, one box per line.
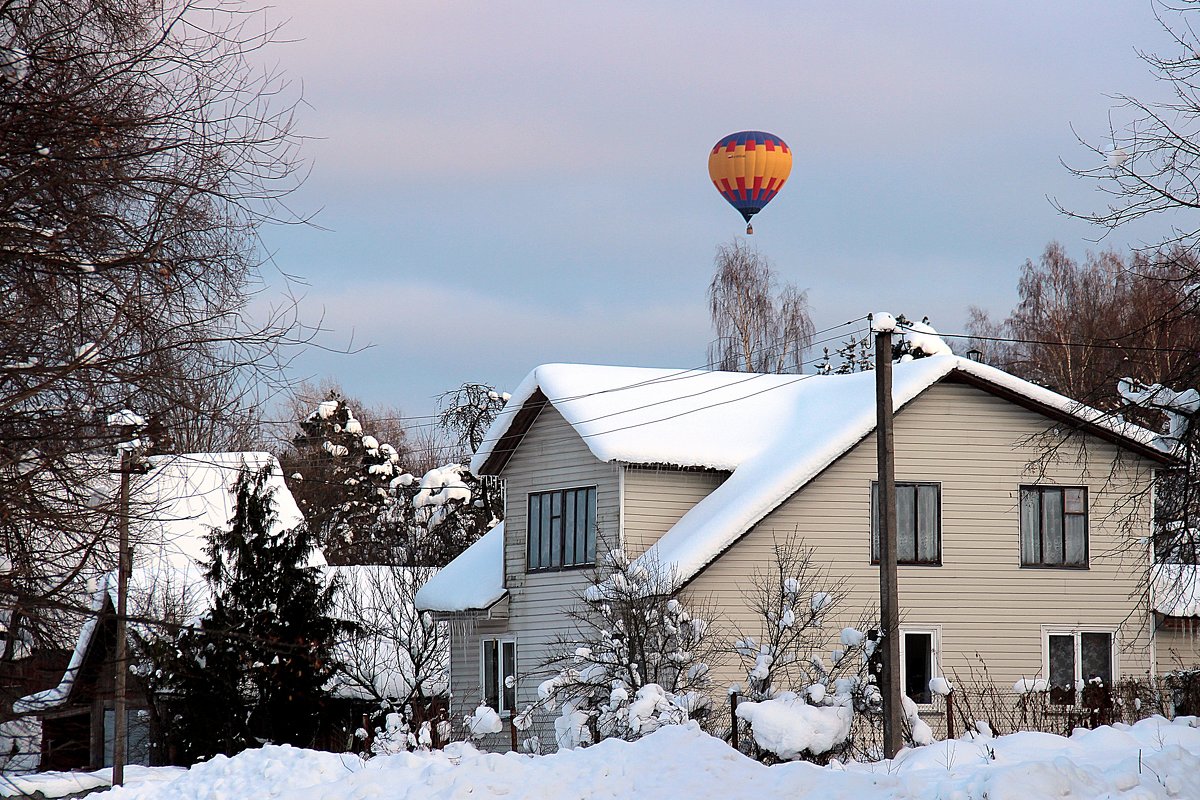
<box><xmin>873</xmin><ymin>316</ymin><xmax>903</xmax><ymax>758</ymax></box>
<box><xmin>107</xmin><ymin>410</ymin><xmax>143</xmax><ymax>786</ymax></box>
<box><xmin>112</xmin><ymin>438</ymin><xmax>131</xmax><ymax>786</ymax></box>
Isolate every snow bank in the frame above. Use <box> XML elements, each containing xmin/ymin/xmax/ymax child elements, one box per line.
<box><xmin>81</xmin><ymin>716</ymin><xmax>1200</xmax><ymax>800</ymax></box>
<box><xmin>0</xmin><ymin>765</ymin><xmax>182</xmax><ymax>798</ymax></box>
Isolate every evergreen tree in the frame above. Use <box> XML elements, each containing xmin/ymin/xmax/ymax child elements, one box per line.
<box><xmin>159</xmin><ymin>465</ymin><xmax>347</xmax><ymax>761</ymax></box>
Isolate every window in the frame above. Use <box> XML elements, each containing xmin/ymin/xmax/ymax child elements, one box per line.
<box><xmin>482</xmin><ymin>639</ymin><xmax>517</xmax><ymax>714</ymax></box>
<box><xmin>1021</xmin><ymin>486</ymin><xmax>1088</xmax><ymax>567</ymax></box>
<box><xmin>871</xmin><ymin>482</ymin><xmax>941</xmax><ymax>565</ymax></box>
<box><xmin>103</xmin><ymin>708</ymin><xmax>150</xmax><ymax>767</ymax></box>
<box><xmin>1045</xmin><ymin>631</ymin><xmax>1113</xmax><ymax>705</ymax></box>
<box><xmin>900</xmin><ymin>629</ymin><xmax>939</xmax><ymax>704</ymax></box>
<box><xmin>527</xmin><ymin>486</ymin><xmax>596</xmax><ymax>571</ymax></box>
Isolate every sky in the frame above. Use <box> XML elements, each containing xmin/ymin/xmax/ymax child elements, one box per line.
<box><xmin>250</xmin><ymin>2</ymin><xmax>1183</xmax><ymax>421</ymax></box>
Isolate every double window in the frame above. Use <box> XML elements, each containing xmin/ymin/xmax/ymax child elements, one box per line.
<box><xmin>871</xmin><ymin>482</ymin><xmax>941</xmax><ymax>565</ymax></box>
<box><xmin>1020</xmin><ymin>486</ymin><xmax>1088</xmax><ymax>567</ymax></box>
<box><xmin>1046</xmin><ymin>630</ymin><xmax>1113</xmax><ymax>705</ymax></box>
<box><xmin>482</xmin><ymin>639</ymin><xmax>517</xmax><ymax>714</ymax></box>
<box><xmin>527</xmin><ymin>486</ymin><xmax>596</xmax><ymax>571</ymax></box>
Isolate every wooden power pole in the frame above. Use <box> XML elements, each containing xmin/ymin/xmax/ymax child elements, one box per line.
<box><xmin>874</xmin><ymin>321</ymin><xmax>903</xmax><ymax>758</ymax></box>
<box><xmin>112</xmin><ymin>441</ymin><xmax>131</xmax><ymax>786</ymax></box>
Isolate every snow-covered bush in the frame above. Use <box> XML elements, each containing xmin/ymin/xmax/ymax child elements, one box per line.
<box><xmin>538</xmin><ymin>551</ymin><xmax>720</xmax><ymax>748</ymax></box>
<box><xmin>728</xmin><ymin>537</ymin><xmax>882</xmax><ymax>762</ymax></box>
<box><xmin>464</xmin><ymin>704</ymin><xmax>503</xmax><ymax>739</ymax></box>
<box><xmin>735</xmin><ymin>692</ymin><xmax>853</xmax><ymax>761</ymax></box>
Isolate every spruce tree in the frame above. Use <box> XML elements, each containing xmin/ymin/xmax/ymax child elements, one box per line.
<box><xmin>164</xmin><ymin>464</ymin><xmax>347</xmax><ymax>760</ymax></box>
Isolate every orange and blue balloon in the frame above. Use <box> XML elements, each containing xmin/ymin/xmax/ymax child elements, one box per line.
<box><xmin>708</xmin><ymin>130</ymin><xmax>792</xmax><ymax>234</ymax></box>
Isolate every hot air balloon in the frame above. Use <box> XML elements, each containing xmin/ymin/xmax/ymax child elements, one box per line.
<box><xmin>708</xmin><ymin>130</ymin><xmax>792</xmax><ymax>234</ymax></box>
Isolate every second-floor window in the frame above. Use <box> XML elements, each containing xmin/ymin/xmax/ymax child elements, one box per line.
<box><xmin>527</xmin><ymin>486</ymin><xmax>596</xmax><ymax>571</ymax></box>
<box><xmin>1020</xmin><ymin>486</ymin><xmax>1088</xmax><ymax>567</ymax></box>
<box><xmin>871</xmin><ymin>482</ymin><xmax>941</xmax><ymax>565</ymax></box>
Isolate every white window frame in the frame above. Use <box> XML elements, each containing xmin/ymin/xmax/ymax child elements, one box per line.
<box><xmin>1040</xmin><ymin>627</ymin><xmax>1119</xmax><ymax>704</ymax></box>
<box><xmin>480</xmin><ymin>637</ymin><xmax>518</xmax><ymax>716</ymax></box>
<box><xmin>898</xmin><ymin>626</ymin><xmax>941</xmax><ymax>707</ymax></box>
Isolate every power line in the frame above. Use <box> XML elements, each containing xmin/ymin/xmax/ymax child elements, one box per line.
<box><xmin>923</xmin><ymin>327</ymin><xmax>1197</xmax><ymax>355</ymax></box>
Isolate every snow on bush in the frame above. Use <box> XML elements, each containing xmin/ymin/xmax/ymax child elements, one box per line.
<box><xmin>1013</xmin><ymin>677</ymin><xmax>1049</xmax><ymax>694</ymax></box>
<box><xmin>464</xmin><ymin>704</ymin><xmax>503</xmax><ymax>739</ymax></box>
<box><xmin>541</xmin><ymin>552</ymin><xmax>716</xmax><ymax>745</ymax></box>
<box><xmin>902</xmin><ymin>695</ymin><xmax>933</xmax><ymax>746</ymax></box>
<box><xmin>735</xmin><ymin>693</ymin><xmax>853</xmax><ymax>759</ymax></box>
<box><xmin>903</xmin><ymin>319</ymin><xmax>953</xmax><ymax>357</ymax></box>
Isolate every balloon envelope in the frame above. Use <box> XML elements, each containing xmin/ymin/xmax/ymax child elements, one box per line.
<box><xmin>708</xmin><ymin>131</ymin><xmax>792</xmax><ymax>224</ymax></box>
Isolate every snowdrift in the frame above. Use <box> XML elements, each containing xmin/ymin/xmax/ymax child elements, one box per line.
<box><xmin>68</xmin><ymin>716</ymin><xmax>1200</xmax><ymax>800</ymax></box>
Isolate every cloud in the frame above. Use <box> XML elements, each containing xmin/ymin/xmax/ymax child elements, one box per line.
<box><xmin>283</xmin><ymin>279</ymin><xmax>712</xmax><ymax>412</ymax></box>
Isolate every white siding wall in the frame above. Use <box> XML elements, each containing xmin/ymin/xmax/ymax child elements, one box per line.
<box><xmin>450</xmin><ymin>404</ymin><xmax>621</xmax><ymax>750</ymax></box>
<box><xmin>622</xmin><ymin>467</ymin><xmax>728</xmax><ymax>559</ymax></box>
<box><xmin>692</xmin><ymin>381</ymin><xmax>1158</xmax><ymax>692</ymax></box>
<box><xmin>1156</xmin><ymin>622</ymin><xmax>1200</xmax><ymax>675</ymax></box>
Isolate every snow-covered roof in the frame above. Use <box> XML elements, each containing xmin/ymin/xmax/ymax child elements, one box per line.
<box><xmin>127</xmin><ymin>452</ymin><xmax>311</xmax><ymax>610</ymax></box>
<box><xmin>13</xmin><ymin>579</ymin><xmax>110</xmax><ymax>714</ymax></box>
<box><xmin>14</xmin><ymin>452</ymin><xmax>311</xmax><ymax>714</ymax></box>
<box><xmin>414</xmin><ymin>523</ymin><xmax>506</xmax><ymax>613</ymax></box>
<box><xmin>1152</xmin><ymin>563</ymin><xmax>1200</xmax><ymax>618</ymax></box>
<box><xmin>472</xmin><ymin>357</ymin><xmax>1163</xmax><ymax>476</ymax></box>
<box><xmin>472</xmin><ymin>356</ymin><xmax>1166</xmax><ymax>586</ymax></box>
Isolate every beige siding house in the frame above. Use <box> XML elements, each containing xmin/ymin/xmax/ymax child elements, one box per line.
<box><xmin>416</xmin><ymin>356</ymin><xmax>1193</xmax><ymax>751</ymax></box>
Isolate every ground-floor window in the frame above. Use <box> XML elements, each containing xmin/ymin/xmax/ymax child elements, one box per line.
<box><xmin>900</xmin><ymin>628</ymin><xmax>940</xmax><ymax>705</ymax></box>
<box><xmin>481</xmin><ymin>638</ymin><xmax>517</xmax><ymax>714</ymax></box>
<box><xmin>103</xmin><ymin>707</ymin><xmax>151</xmax><ymax>767</ymax></box>
<box><xmin>1045</xmin><ymin>630</ymin><xmax>1114</xmax><ymax>705</ymax></box>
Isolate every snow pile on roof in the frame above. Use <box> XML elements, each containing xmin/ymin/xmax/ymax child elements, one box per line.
<box><xmin>1152</xmin><ymin>563</ymin><xmax>1200</xmax><ymax>618</ymax></box>
<box><xmin>127</xmin><ymin>452</ymin><xmax>310</xmax><ymax>610</ymax></box>
<box><xmin>14</xmin><ymin>452</ymin><xmax>310</xmax><ymax>714</ymax></box>
<box><xmin>414</xmin><ymin>523</ymin><xmax>505</xmax><ymax>612</ymax></box>
<box><xmin>80</xmin><ymin>716</ymin><xmax>1200</xmax><ymax>800</ymax></box>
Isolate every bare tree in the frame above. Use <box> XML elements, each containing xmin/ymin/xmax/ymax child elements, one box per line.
<box><xmin>537</xmin><ymin>551</ymin><xmax>723</xmax><ymax>747</ymax></box>
<box><xmin>329</xmin><ymin>565</ymin><xmax>448</xmax><ymax>725</ymax></box>
<box><xmin>707</xmin><ymin>239</ymin><xmax>815</xmax><ymax>373</ymax></box>
<box><xmin>966</xmin><ymin>244</ymin><xmax>1200</xmax><ymax>409</ymax></box>
<box><xmin>0</xmin><ymin>0</ymin><xmax>310</xmax><ymax>708</ymax></box>
<box><xmin>1057</xmin><ymin>1</ymin><xmax>1200</xmax><ymax>256</ymax></box>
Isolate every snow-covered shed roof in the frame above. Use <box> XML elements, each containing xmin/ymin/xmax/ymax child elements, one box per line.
<box><xmin>470</xmin><ymin>356</ymin><xmax>1168</xmax><ymax>586</ymax></box>
<box><xmin>14</xmin><ymin>452</ymin><xmax>311</xmax><ymax>714</ymax></box>
<box><xmin>1153</xmin><ymin>564</ymin><xmax>1200</xmax><ymax>618</ymax></box>
<box><xmin>414</xmin><ymin>522</ymin><xmax>506</xmax><ymax>613</ymax></box>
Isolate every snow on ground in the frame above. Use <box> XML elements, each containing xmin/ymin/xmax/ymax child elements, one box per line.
<box><xmin>0</xmin><ymin>765</ymin><xmax>183</xmax><ymax>798</ymax></box>
<box><xmin>71</xmin><ymin>716</ymin><xmax>1200</xmax><ymax>800</ymax></box>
